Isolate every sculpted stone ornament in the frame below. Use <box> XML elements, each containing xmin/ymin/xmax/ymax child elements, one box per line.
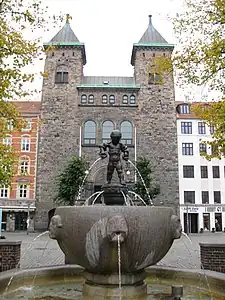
<box><xmin>99</xmin><ymin>130</ymin><xmax>129</xmax><ymax>185</ymax></box>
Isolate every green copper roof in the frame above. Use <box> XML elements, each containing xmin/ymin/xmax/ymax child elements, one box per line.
<box><xmin>133</xmin><ymin>42</ymin><xmax>174</xmax><ymax>47</ymax></box>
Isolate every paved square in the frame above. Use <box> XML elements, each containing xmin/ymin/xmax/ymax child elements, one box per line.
<box><xmin>2</xmin><ymin>232</ymin><xmax>225</xmax><ymax>269</ymax></box>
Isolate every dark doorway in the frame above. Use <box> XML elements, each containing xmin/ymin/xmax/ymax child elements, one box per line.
<box><xmin>184</xmin><ymin>213</ymin><xmax>198</xmax><ymax>233</ymax></box>
<box><xmin>215</xmin><ymin>213</ymin><xmax>222</xmax><ymax>231</ymax></box>
<box><xmin>15</xmin><ymin>212</ymin><xmax>27</xmax><ymax>231</ymax></box>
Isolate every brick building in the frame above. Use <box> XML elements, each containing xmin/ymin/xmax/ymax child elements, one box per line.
<box><xmin>35</xmin><ymin>15</ymin><xmax>179</xmax><ymax>230</ymax></box>
<box><xmin>0</xmin><ymin>101</ymin><xmax>40</xmax><ymax>231</ymax></box>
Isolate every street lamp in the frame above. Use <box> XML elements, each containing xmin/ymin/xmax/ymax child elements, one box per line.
<box><xmin>186</xmin><ymin>203</ymin><xmax>189</xmax><ymax>235</ymax></box>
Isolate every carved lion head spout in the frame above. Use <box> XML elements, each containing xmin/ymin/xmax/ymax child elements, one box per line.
<box><xmin>171</xmin><ymin>215</ymin><xmax>182</xmax><ymax>239</ymax></box>
<box><xmin>49</xmin><ymin>215</ymin><xmax>63</xmax><ymax>239</ymax></box>
<box><xmin>105</xmin><ymin>215</ymin><xmax>128</xmax><ymax>243</ymax></box>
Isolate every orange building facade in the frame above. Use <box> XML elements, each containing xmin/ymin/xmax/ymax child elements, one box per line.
<box><xmin>0</xmin><ymin>101</ymin><xmax>41</xmax><ymax>232</ymax></box>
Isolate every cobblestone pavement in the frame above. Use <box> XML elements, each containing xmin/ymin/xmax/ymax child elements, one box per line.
<box><xmin>2</xmin><ymin>231</ymin><xmax>225</xmax><ymax>270</ymax></box>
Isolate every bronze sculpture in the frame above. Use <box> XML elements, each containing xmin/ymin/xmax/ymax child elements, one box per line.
<box><xmin>99</xmin><ymin>130</ymin><xmax>129</xmax><ymax>185</ymax></box>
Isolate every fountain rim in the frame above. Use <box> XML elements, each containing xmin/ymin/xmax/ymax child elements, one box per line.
<box><xmin>1</xmin><ymin>265</ymin><xmax>225</xmax><ymax>294</ymax></box>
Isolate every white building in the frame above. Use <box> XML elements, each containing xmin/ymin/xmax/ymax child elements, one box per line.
<box><xmin>177</xmin><ymin>102</ymin><xmax>225</xmax><ymax>233</ymax></box>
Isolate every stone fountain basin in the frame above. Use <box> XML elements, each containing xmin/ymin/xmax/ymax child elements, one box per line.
<box><xmin>2</xmin><ymin>265</ymin><xmax>225</xmax><ymax>299</ymax></box>
<box><xmin>49</xmin><ymin>206</ymin><xmax>182</xmax><ymax>273</ymax></box>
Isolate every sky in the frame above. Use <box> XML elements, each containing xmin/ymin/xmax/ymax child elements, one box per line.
<box><xmin>29</xmin><ymin>0</ymin><xmax>208</xmax><ymax>101</ymax></box>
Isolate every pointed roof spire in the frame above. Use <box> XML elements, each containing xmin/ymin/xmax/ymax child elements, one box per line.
<box><xmin>138</xmin><ymin>15</ymin><xmax>168</xmax><ymax>44</ymax></box>
<box><xmin>44</xmin><ymin>14</ymin><xmax>86</xmax><ymax>65</ymax></box>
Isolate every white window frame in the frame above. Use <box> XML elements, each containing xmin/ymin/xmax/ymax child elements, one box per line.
<box><xmin>7</xmin><ymin>120</ymin><xmax>13</xmax><ymax>131</ymax></box>
<box><xmin>0</xmin><ymin>185</ymin><xmax>9</xmax><ymax>198</ymax></box>
<box><xmin>22</xmin><ymin>120</ymin><xmax>32</xmax><ymax>132</ymax></box>
<box><xmin>3</xmin><ymin>135</ymin><xmax>12</xmax><ymax>146</ymax></box>
<box><xmin>20</xmin><ymin>158</ymin><xmax>30</xmax><ymax>174</ymax></box>
<box><xmin>18</xmin><ymin>184</ymin><xmax>29</xmax><ymax>198</ymax></box>
<box><xmin>21</xmin><ymin>136</ymin><xmax>30</xmax><ymax>152</ymax></box>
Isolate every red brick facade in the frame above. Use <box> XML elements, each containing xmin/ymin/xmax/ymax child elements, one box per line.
<box><xmin>200</xmin><ymin>243</ymin><xmax>225</xmax><ymax>273</ymax></box>
<box><xmin>0</xmin><ymin>241</ymin><xmax>21</xmax><ymax>272</ymax></box>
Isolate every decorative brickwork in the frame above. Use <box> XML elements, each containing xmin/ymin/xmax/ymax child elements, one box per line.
<box><xmin>200</xmin><ymin>243</ymin><xmax>225</xmax><ymax>273</ymax></box>
<box><xmin>0</xmin><ymin>241</ymin><xmax>21</xmax><ymax>272</ymax></box>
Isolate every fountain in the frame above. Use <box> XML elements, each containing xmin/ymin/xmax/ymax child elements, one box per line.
<box><xmin>2</xmin><ymin>130</ymin><xmax>225</xmax><ymax>299</ymax></box>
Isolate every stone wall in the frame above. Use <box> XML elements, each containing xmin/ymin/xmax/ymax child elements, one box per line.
<box><xmin>0</xmin><ymin>241</ymin><xmax>21</xmax><ymax>272</ymax></box>
<box><xmin>200</xmin><ymin>243</ymin><xmax>225</xmax><ymax>273</ymax></box>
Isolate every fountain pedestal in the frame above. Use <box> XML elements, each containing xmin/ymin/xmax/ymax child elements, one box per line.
<box><xmin>83</xmin><ymin>272</ymin><xmax>147</xmax><ymax>300</ymax></box>
<box><xmin>102</xmin><ymin>184</ymin><xmax>128</xmax><ymax>205</ymax></box>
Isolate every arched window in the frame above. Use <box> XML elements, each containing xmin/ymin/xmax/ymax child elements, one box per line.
<box><xmin>20</xmin><ymin>157</ymin><xmax>30</xmax><ymax>174</ymax></box>
<box><xmin>102</xmin><ymin>95</ymin><xmax>107</xmax><ymax>104</ymax></box>
<box><xmin>176</xmin><ymin>104</ymin><xmax>190</xmax><ymax>114</ymax></box>
<box><xmin>55</xmin><ymin>64</ymin><xmax>68</xmax><ymax>84</ymax></box>
<box><xmin>21</xmin><ymin>135</ymin><xmax>30</xmax><ymax>152</ymax></box>
<box><xmin>122</xmin><ymin>95</ymin><xmax>128</xmax><ymax>104</ymax></box>
<box><xmin>109</xmin><ymin>95</ymin><xmax>115</xmax><ymax>104</ymax></box>
<box><xmin>120</xmin><ymin>121</ymin><xmax>133</xmax><ymax>145</ymax></box>
<box><xmin>88</xmin><ymin>94</ymin><xmax>94</xmax><ymax>104</ymax></box>
<box><xmin>102</xmin><ymin>121</ymin><xmax>114</xmax><ymax>143</ymax></box>
<box><xmin>130</xmin><ymin>95</ymin><xmax>136</xmax><ymax>104</ymax></box>
<box><xmin>83</xmin><ymin>121</ymin><xmax>96</xmax><ymax>145</ymax></box>
<box><xmin>81</xmin><ymin>94</ymin><xmax>87</xmax><ymax>104</ymax></box>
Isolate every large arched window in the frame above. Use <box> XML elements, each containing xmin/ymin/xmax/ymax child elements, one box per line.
<box><xmin>83</xmin><ymin>121</ymin><xmax>96</xmax><ymax>145</ymax></box>
<box><xmin>102</xmin><ymin>121</ymin><xmax>114</xmax><ymax>143</ymax></box>
<box><xmin>120</xmin><ymin>121</ymin><xmax>133</xmax><ymax>145</ymax></box>
<box><xmin>55</xmin><ymin>64</ymin><xmax>68</xmax><ymax>84</ymax></box>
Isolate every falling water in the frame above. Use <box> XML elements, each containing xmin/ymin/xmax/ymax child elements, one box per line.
<box><xmin>75</xmin><ymin>157</ymin><xmax>101</xmax><ymax>205</ymax></box>
<box><xmin>84</xmin><ymin>191</ymin><xmax>104</xmax><ymax>206</ymax></box>
<box><xmin>92</xmin><ymin>191</ymin><xmax>104</xmax><ymax>205</ymax></box>
<box><xmin>182</xmin><ymin>231</ymin><xmax>192</xmax><ymax>244</ymax></box>
<box><xmin>3</xmin><ymin>231</ymin><xmax>49</xmax><ymax>297</ymax></box>
<box><xmin>117</xmin><ymin>234</ymin><xmax>122</xmax><ymax>300</ymax></box>
<box><xmin>121</xmin><ymin>191</ymin><xmax>130</xmax><ymax>206</ymax></box>
<box><xmin>126</xmin><ymin>194</ymin><xmax>135</xmax><ymax>206</ymax></box>
<box><xmin>128</xmin><ymin>160</ymin><xmax>153</xmax><ymax>205</ymax></box>
<box><xmin>128</xmin><ymin>191</ymin><xmax>147</xmax><ymax>206</ymax></box>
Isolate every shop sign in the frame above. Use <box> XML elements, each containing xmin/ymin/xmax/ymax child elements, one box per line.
<box><xmin>183</xmin><ymin>207</ymin><xmax>199</xmax><ymax>212</ymax></box>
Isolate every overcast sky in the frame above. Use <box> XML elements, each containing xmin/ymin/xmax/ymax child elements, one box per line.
<box><xmin>29</xmin><ymin>0</ymin><xmax>208</xmax><ymax>101</ymax></box>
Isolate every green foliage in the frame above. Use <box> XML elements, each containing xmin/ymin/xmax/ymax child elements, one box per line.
<box><xmin>172</xmin><ymin>0</ymin><xmax>225</xmax><ymax>93</ymax></box>
<box><xmin>0</xmin><ymin>0</ymin><xmax>62</xmax><ymax>184</ymax></box>
<box><xmin>133</xmin><ymin>157</ymin><xmax>160</xmax><ymax>205</ymax></box>
<box><xmin>54</xmin><ymin>156</ymin><xmax>89</xmax><ymax>206</ymax></box>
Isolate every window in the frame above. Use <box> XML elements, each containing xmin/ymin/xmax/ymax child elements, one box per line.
<box><xmin>211</xmin><ymin>145</ymin><xmax>218</xmax><ymax>155</ymax></box>
<box><xmin>109</xmin><ymin>95</ymin><xmax>115</xmax><ymax>104</ymax></box>
<box><xmin>178</xmin><ymin>104</ymin><xmax>190</xmax><ymax>114</ymax></box>
<box><xmin>102</xmin><ymin>120</ymin><xmax>114</xmax><ymax>143</ymax></box>
<box><xmin>102</xmin><ymin>95</ymin><xmax>107</xmax><ymax>104</ymax></box>
<box><xmin>148</xmin><ymin>73</ymin><xmax>161</xmax><ymax>84</ymax></box>
<box><xmin>55</xmin><ymin>72</ymin><xmax>68</xmax><ymax>84</ymax></box>
<box><xmin>22</xmin><ymin>120</ymin><xmax>32</xmax><ymax>132</ymax></box>
<box><xmin>81</xmin><ymin>94</ymin><xmax>87</xmax><ymax>104</ymax></box>
<box><xmin>130</xmin><ymin>95</ymin><xmax>136</xmax><ymax>104</ymax></box>
<box><xmin>122</xmin><ymin>95</ymin><xmax>128</xmax><ymax>104</ymax></box>
<box><xmin>83</xmin><ymin>121</ymin><xmax>96</xmax><ymax>145</ymax></box>
<box><xmin>201</xmin><ymin>166</ymin><xmax>208</xmax><ymax>178</ymax></box>
<box><xmin>3</xmin><ymin>135</ymin><xmax>12</xmax><ymax>146</ymax></box>
<box><xmin>0</xmin><ymin>185</ymin><xmax>8</xmax><ymax>198</ymax></box>
<box><xmin>184</xmin><ymin>191</ymin><xmax>195</xmax><ymax>204</ymax></box>
<box><xmin>183</xmin><ymin>165</ymin><xmax>194</xmax><ymax>178</ymax></box>
<box><xmin>202</xmin><ymin>191</ymin><xmax>209</xmax><ymax>204</ymax></box>
<box><xmin>214</xmin><ymin>191</ymin><xmax>221</xmax><ymax>204</ymax></box>
<box><xmin>20</xmin><ymin>158</ymin><xmax>29</xmax><ymax>174</ymax></box>
<box><xmin>199</xmin><ymin>143</ymin><xmax>207</xmax><ymax>154</ymax></box>
<box><xmin>181</xmin><ymin>122</ymin><xmax>192</xmax><ymax>134</ymax></box>
<box><xmin>212</xmin><ymin>166</ymin><xmax>220</xmax><ymax>178</ymax></box>
<box><xmin>21</xmin><ymin>136</ymin><xmax>30</xmax><ymax>152</ymax></box>
<box><xmin>120</xmin><ymin>121</ymin><xmax>132</xmax><ymax>145</ymax></box>
<box><xmin>18</xmin><ymin>184</ymin><xmax>28</xmax><ymax>198</ymax></box>
<box><xmin>198</xmin><ymin>122</ymin><xmax>206</xmax><ymax>134</ymax></box>
<box><xmin>210</xmin><ymin>125</ymin><xmax>215</xmax><ymax>134</ymax></box>
<box><xmin>182</xmin><ymin>143</ymin><xmax>193</xmax><ymax>155</ymax></box>
<box><xmin>88</xmin><ymin>94</ymin><xmax>94</xmax><ymax>104</ymax></box>
<box><xmin>7</xmin><ymin>120</ymin><xmax>13</xmax><ymax>131</ymax></box>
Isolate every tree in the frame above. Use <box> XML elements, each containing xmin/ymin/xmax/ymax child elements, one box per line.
<box><xmin>171</xmin><ymin>0</ymin><xmax>225</xmax><ymax>158</ymax></box>
<box><xmin>133</xmin><ymin>157</ymin><xmax>160</xmax><ymax>205</ymax></box>
<box><xmin>54</xmin><ymin>156</ymin><xmax>89</xmax><ymax>206</ymax></box>
<box><xmin>0</xmin><ymin>0</ymin><xmax>62</xmax><ymax>184</ymax></box>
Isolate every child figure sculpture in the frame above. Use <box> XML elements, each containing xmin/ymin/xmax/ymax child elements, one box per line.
<box><xmin>99</xmin><ymin>130</ymin><xmax>129</xmax><ymax>185</ymax></box>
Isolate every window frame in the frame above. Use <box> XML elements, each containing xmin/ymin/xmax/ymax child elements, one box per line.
<box><xmin>198</xmin><ymin>122</ymin><xmax>206</xmax><ymax>134</ymax></box>
<box><xmin>18</xmin><ymin>184</ymin><xmax>29</xmax><ymax>198</ymax></box>
<box><xmin>181</xmin><ymin>122</ymin><xmax>192</xmax><ymax>134</ymax></box>
<box><xmin>0</xmin><ymin>185</ymin><xmax>9</xmax><ymax>198</ymax></box>
<box><xmin>102</xmin><ymin>95</ymin><xmax>108</xmax><ymax>104</ymax></box>
<box><xmin>20</xmin><ymin>157</ymin><xmax>30</xmax><ymax>174</ymax></box>
<box><xmin>22</xmin><ymin>120</ymin><xmax>32</xmax><ymax>132</ymax></box>
<box><xmin>212</xmin><ymin>166</ymin><xmax>220</xmax><ymax>178</ymax></box>
<box><xmin>179</xmin><ymin>104</ymin><xmax>190</xmax><ymax>114</ymax></box>
<box><xmin>81</xmin><ymin>94</ymin><xmax>87</xmax><ymax>104</ymax></box>
<box><xmin>83</xmin><ymin>120</ymin><xmax>96</xmax><ymax>145</ymax></box>
<box><xmin>201</xmin><ymin>166</ymin><xmax>208</xmax><ymax>178</ymax></box>
<box><xmin>183</xmin><ymin>165</ymin><xmax>194</xmax><ymax>178</ymax></box>
<box><xmin>184</xmin><ymin>191</ymin><xmax>195</xmax><ymax>204</ymax></box>
<box><xmin>55</xmin><ymin>71</ymin><xmax>68</xmax><ymax>84</ymax></box>
<box><xmin>199</xmin><ymin>142</ymin><xmax>207</xmax><ymax>154</ymax></box>
<box><xmin>21</xmin><ymin>135</ymin><xmax>30</xmax><ymax>152</ymax></box>
<box><xmin>102</xmin><ymin>120</ymin><xmax>114</xmax><ymax>143</ymax></box>
<box><xmin>130</xmin><ymin>95</ymin><xmax>136</xmax><ymax>104</ymax></box>
<box><xmin>88</xmin><ymin>94</ymin><xmax>94</xmax><ymax>104</ymax></box>
<box><xmin>202</xmin><ymin>191</ymin><xmax>209</xmax><ymax>204</ymax></box>
<box><xmin>120</xmin><ymin>120</ymin><xmax>133</xmax><ymax>145</ymax></box>
<box><xmin>3</xmin><ymin>135</ymin><xmax>12</xmax><ymax>146</ymax></box>
<box><xmin>122</xmin><ymin>95</ymin><xmax>128</xmax><ymax>104</ymax></box>
<box><xmin>109</xmin><ymin>95</ymin><xmax>115</xmax><ymax>105</ymax></box>
<box><xmin>182</xmin><ymin>143</ymin><xmax>193</xmax><ymax>155</ymax></box>
<box><xmin>214</xmin><ymin>191</ymin><xmax>221</xmax><ymax>204</ymax></box>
